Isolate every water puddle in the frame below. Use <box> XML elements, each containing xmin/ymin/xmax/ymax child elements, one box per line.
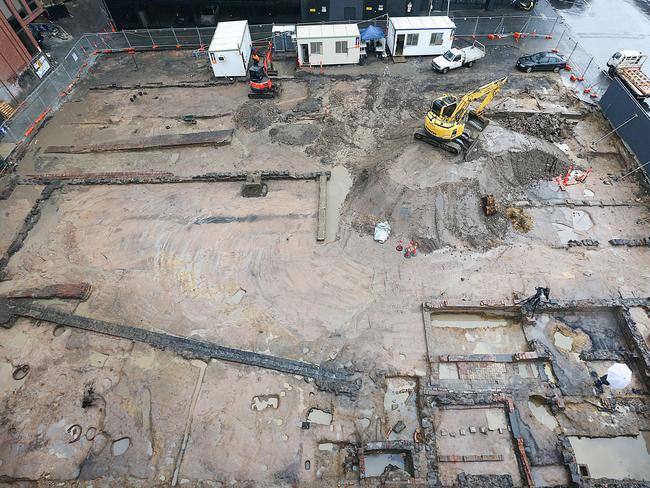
<box><xmin>251</xmin><ymin>395</ymin><xmax>279</xmax><ymax>411</ymax></box>
<box><xmin>364</xmin><ymin>452</ymin><xmax>407</xmax><ymax>477</ymax></box>
<box><xmin>111</xmin><ymin>437</ymin><xmax>131</xmax><ymax>456</ymax></box>
<box><xmin>307</xmin><ymin>408</ymin><xmax>332</xmax><ymax>426</ymax></box>
<box><xmin>0</xmin><ymin>362</ymin><xmax>26</xmax><ymax>393</ymax></box>
<box><xmin>384</xmin><ymin>378</ymin><xmax>416</xmax><ymax>412</ymax></box>
<box><xmin>356</xmin><ymin>418</ymin><xmax>371</xmax><ymax>430</ymax></box>
<box><xmin>516</xmin><ymin>363</ymin><xmax>539</xmax><ymax>379</ymax></box>
<box><xmin>318</xmin><ymin>442</ymin><xmax>338</xmax><ymax>451</ymax></box>
<box><xmin>570</xmin><ymin>210</ymin><xmax>593</xmax><ymax>232</ymax></box>
<box><xmin>430</xmin><ymin>313</ymin><xmax>512</xmax><ymax>329</ymax></box>
<box><xmin>569</xmin><ymin>434</ymin><xmax>650</xmax><ymax>480</ymax></box>
<box><xmin>131</xmin><ymin>349</ymin><xmax>156</xmax><ymax>370</ymax></box>
<box><xmin>554</xmin><ymin>209</ymin><xmax>594</xmax><ymax>243</ymax></box>
<box><xmin>485</xmin><ymin>409</ymin><xmax>508</xmax><ymax>431</ymax></box>
<box><xmin>88</xmin><ymin>351</ymin><xmax>109</xmax><ymax>368</ymax></box>
<box><xmin>227</xmin><ymin>287</ymin><xmax>247</xmax><ymax>305</ymax></box>
<box><xmin>438</xmin><ymin>363</ymin><xmax>459</xmax><ymax>380</ymax></box>
<box><xmin>528</xmin><ymin>398</ymin><xmax>559</xmax><ymax>431</ymax></box>
<box><xmin>53</xmin><ymin>325</ymin><xmax>66</xmax><ymax>337</ymax></box>
<box><xmin>470</xmin><ymin>340</ymin><xmax>499</xmax><ymax>354</ymax></box>
<box><xmin>554</xmin><ymin>332</ymin><xmax>574</xmax><ymax>351</ymax></box>
<box><xmin>544</xmin><ymin>363</ymin><xmax>558</xmax><ymax>384</ymax></box>
<box><xmin>553</xmin><ymin>223</ymin><xmax>583</xmax><ymax>242</ymax></box>
<box><xmin>325</xmin><ymin>166</ymin><xmax>352</xmax><ymax>242</ymax></box>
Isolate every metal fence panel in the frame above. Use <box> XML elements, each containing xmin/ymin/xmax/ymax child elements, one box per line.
<box><xmin>599</xmin><ymin>78</ymin><xmax>650</xmax><ymax>179</ymax></box>
<box><xmin>452</xmin><ymin>15</ymin><xmax>557</xmax><ymax>37</ymax></box>
<box><xmin>0</xmin><ymin>16</ymin><xmax>622</xmax><ymax>147</ymax></box>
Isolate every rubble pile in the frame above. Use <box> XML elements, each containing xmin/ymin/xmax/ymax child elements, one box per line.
<box><xmin>497</xmin><ymin>113</ymin><xmax>568</xmax><ymax>142</ymax></box>
<box><xmin>234</xmin><ymin>101</ymin><xmax>282</xmax><ymax>131</ymax></box>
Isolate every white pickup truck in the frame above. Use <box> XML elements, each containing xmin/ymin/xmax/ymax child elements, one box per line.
<box><xmin>432</xmin><ymin>41</ymin><xmax>486</xmax><ymax>74</ymax></box>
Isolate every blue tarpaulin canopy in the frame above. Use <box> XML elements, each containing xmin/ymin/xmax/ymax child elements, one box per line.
<box><xmin>360</xmin><ymin>25</ymin><xmax>385</xmax><ymax>42</ymax></box>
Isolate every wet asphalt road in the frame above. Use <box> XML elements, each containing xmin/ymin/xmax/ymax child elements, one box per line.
<box><xmin>538</xmin><ymin>0</ymin><xmax>650</xmax><ymax>65</ymax></box>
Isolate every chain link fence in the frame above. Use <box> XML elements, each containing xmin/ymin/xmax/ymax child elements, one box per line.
<box><xmin>546</xmin><ymin>21</ymin><xmax>611</xmax><ymax>103</ymax></box>
<box><xmin>1</xmin><ymin>36</ymin><xmax>96</xmax><ymax>144</ymax></box>
<box><xmin>451</xmin><ymin>14</ymin><xmax>610</xmax><ymax>103</ymax></box>
<box><xmin>1</xmin><ymin>14</ymin><xmax>612</xmax><ymax>145</ymax></box>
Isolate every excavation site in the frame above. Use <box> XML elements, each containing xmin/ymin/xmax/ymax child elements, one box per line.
<box><xmin>0</xmin><ymin>11</ymin><xmax>649</xmax><ymax>488</ymax></box>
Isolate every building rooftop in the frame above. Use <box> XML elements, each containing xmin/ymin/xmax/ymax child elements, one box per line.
<box><xmin>390</xmin><ymin>15</ymin><xmax>456</xmax><ymax>30</ymax></box>
<box><xmin>209</xmin><ymin>19</ymin><xmax>249</xmax><ymax>52</ymax></box>
<box><xmin>296</xmin><ymin>23</ymin><xmax>360</xmax><ymax>39</ymax></box>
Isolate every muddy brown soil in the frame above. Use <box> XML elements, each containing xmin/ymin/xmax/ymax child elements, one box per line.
<box><xmin>2</xmin><ymin>44</ymin><xmax>650</xmax><ymax>488</ymax></box>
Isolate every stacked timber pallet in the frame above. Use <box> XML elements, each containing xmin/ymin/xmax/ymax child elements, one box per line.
<box><xmin>0</xmin><ymin>101</ymin><xmax>16</xmax><ymax>121</ymax></box>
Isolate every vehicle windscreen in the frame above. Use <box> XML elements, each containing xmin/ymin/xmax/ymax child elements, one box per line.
<box><xmin>443</xmin><ymin>51</ymin><xmax>455</xmax><ymax>61</ymax></box>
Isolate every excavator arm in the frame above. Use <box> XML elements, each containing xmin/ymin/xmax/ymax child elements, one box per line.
<box><xmin>415</xmin><ymin>76</ymin><xmax>508</xmax><ymax>155</ymax></box>
<box><xmin>262</xmin><ymin>41</ymin><xmax>273</xmax><ymax>73</ymax></box>
<box><xmin>448</xmin><ymin>76</ymin><xmax>508</xmax><ymax>121</ymax></box>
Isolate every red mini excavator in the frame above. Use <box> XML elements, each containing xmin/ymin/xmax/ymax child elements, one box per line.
<box><xmin>248</xmin><ymin>41</ymin><xmax>281</xmax><ymax>99</ymax></box>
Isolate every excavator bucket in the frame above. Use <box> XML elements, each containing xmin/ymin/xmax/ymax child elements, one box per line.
<box><xmin>466</xmin><ymin>111</ymin><xmax>489</xmax><ymax>131</ymax></box>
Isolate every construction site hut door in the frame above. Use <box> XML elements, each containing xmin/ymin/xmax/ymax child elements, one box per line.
<box><xmin>301</xmin><ymin>44</ymin><xmax>310</xmax><ymax>64</ymax></box>
<box><xmin>396</xmin><ymin>34</ymin><xmax>405</xmax><ymax>56</ymax></box>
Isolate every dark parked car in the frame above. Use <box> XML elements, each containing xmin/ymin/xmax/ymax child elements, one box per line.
<box><xmin>516</xmin><ymin>52</ymin><xmax>567</xmax><ymax>73</ymax></box>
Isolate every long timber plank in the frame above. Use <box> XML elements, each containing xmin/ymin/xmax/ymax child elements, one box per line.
<box><xmin>0</xmin><ymin>299</ymin><xmax>359</xmax><ymax>395</ymax></box>
<box><xmin>44</xmin><ymin>129</ymin><xmax>234</xmax><ymax>154</ymax></box>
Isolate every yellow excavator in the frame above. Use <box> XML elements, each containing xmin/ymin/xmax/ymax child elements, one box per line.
<box><xmin>414</xmin><ymin>76</ymin><xmax>508</xmax><ymax>155</ymax></box>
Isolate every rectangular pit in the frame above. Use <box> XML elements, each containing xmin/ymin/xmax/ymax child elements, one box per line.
<box><xmin>425</xmin><ymin>311</ymin><xmax>529</xmax><ymax>357</ymax></box>
<box><xmin>569</xmin><ymin>434</ymin><xmax>650</xmax><ymax>481</ymax></box>
<box><xmin>434</xmin><ymin>406</ymin><xmax>522</xmax><ymax>487</ymax></box>
<box><xmin>363</xmin><ymin>451</ymin><xmax>414</xmax><ymax>478</ymax></box>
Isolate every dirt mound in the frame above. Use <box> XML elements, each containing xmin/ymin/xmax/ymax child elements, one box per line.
<box><xmin>507</xmin><ymin>148</ymin><xmax>568</xmax><ymax>186</ymax></box>
<box><xmin>234</xmin><ymin>101</ymin><xmax>282</xmax><ymax>131</ymax></box>
<box><xmin>344</xmin><ymin>165</ymin><xmax>510</xmax><ymax>251</ymax></box>
<box><xmin>495</xmin><ymin>113</ymin><xmax>570</xmax><ymax>142</ymax></box>
<box><xmin>432</xmin><ymin>179</ymin><xmax>511</xmax><ymax>250</ymax></box>
<box><xmin>269</xmin><ymin>123</ymin><xmax>321</xmax><ymax>146</ymax></box>
<box><xmin>486</xmin><ymin>148</ymin><xmax>570</xmax><ymax>188</ymax></box>
<box><xmin>506</xmin><ymin>207</ymin><xmax>533</xmax><ymax>233</ymax></box>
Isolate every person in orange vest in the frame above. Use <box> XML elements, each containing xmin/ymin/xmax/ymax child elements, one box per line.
<box><xmin>251</xmin><ymin>49</ymin><xmax>261</xmax><ymax>66</ymax></box>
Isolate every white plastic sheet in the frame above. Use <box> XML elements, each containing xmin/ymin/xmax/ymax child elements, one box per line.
<box><xmin>373</xmin><ymin>221</ymin><xmax>391</xmax><ymax>243</ymax></box>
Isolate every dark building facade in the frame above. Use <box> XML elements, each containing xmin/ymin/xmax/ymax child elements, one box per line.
<box><xmin>0</xmin><ymin>0</ymin><xmax>44</xmax><ymax>90</ymax></box>
<box><xmin>302</xmin><ymin>0</ymin><xmax>515</xmax><ymax>22</ymax></box>
<box><xmin>301</xmin><ymin>0</ymin><xmax>430</xmax><ymax>22</ymax></box>
<box><xmin>105</xmin><ymin>0</ymin><xmax>515</xmax><ymax>29</ymax></box>
<box><xmin>105</xmin><ymin>0</ymin><xmax>301</xmax><ymax>29</ymax></box>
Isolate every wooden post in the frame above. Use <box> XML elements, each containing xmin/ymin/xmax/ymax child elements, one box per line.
<box><xmin>317</xmin><ymin>173</ymin><xmax>327</xmax><ymax>241</ymax></box>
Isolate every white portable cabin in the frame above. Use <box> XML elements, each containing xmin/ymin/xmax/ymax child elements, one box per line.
<box><xmin>387</xmin><ymin>16</ymin><xmax>455</xmax><ymax>57</ymax></box>
<box><xmin>296</xmin><ymin>24</ymin><xmax>361</xmax><ymax>67</ymax></box>
<box><xmin>208</xmin><ymin>20</ymin><xmax>252</xmax><ymax>77</ymax></box>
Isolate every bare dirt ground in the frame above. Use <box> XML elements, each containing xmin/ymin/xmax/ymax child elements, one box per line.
<box><xmin>1</xmin><ymin>40</ymin><xmax>650</xmax><ymax>488</ymax></box>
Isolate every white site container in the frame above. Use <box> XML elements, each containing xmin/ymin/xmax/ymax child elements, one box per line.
<box><xmin>208</xmin><ymin>20</ymin><xmax>252</xmax><ymax>77</ymax></box>
<box><xmin>387</xmin><ymin>16</ymin><xmax>456</xmax><ymax>57</ymax></box>
<box><xmin>296</xmin><ymin>23</ymin><xmax>361</xmax><ymax>66</ymax></box>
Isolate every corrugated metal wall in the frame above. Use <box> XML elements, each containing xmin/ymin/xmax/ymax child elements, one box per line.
<box><xmin>599</xmin><ymin>79</ymin><xmax>650</xmax><ymax>180</ymax></box>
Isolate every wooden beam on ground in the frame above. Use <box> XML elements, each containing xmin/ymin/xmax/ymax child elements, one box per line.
<box><xmin>0</xmin><ymin>299</ymin><xmax>361</xmax><ymax>395</ymax></box>
<box><xmin>317</xmin><ymin>173</ymin><xmax>327</xmax><ymax>242</ymax></box>
<box><xmin>0</xmin><ymin>283</ymin><xmax>91</xmax><ymax>300</ymax></box>
<box><xmin>44</xmin><ymin>129</ymin><xmax>234</xmax><ymax>154</ymax></box>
